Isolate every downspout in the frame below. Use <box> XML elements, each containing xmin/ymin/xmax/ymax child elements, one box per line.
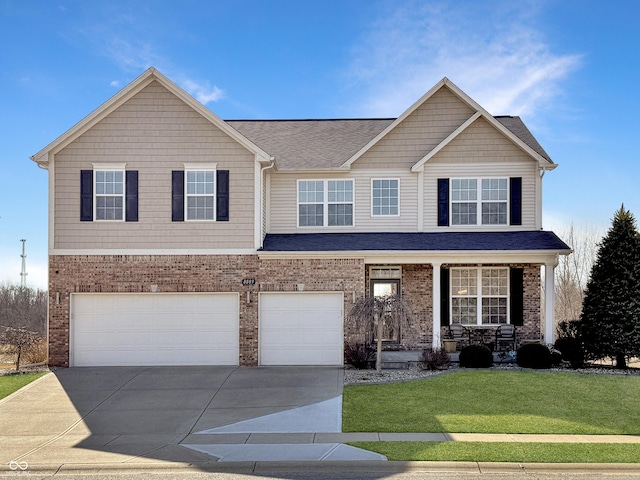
<box><xmin>259</xmin><ymin>159</ymin><xmax>275</xmax><ymax>249</ymax></box>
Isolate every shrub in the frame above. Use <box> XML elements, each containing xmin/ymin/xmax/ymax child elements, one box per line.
<box><xmin>21</xmin><ymin>337</ymin><xmax>47</xmax><ymax>365</ymax></box>
<box><xmin>554</xmin><ymin>337</ymin><xmax>584</xmax><ymax>369</ymax></box>
<box><xmin>344</xmin><ymin>342</ymin><xmax>375</xmax><ymax>369</ymax></box>
<box><xmin>459</xmin><ymin>344</ymin><xmax>493</xmax><ymax>368</ymax></box>
<box><xmin>517</xmin><ymin>343</ymin><xmax>552</xmax><ymax>369</ymax></box>
<box><xmin>418</xmin><ymin>348</ymin><xmax>451</xmax><ymax>370</ymax></box>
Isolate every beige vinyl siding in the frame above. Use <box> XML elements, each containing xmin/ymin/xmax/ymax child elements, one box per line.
<box><xmin>423</xmin><ymin>164</ymin><xmax>538</xmax><ymax>231</ymax></box>
<box><xmin>269</xmin><ymin>170</ymin><xmax>418</xmax><ymax>233</ymax></box>
<box><xmin>53</xmin><ymin>81</ymin><xmax>256</xmax><ymax>250</ymax></box>
<box><xmin>422</xmin><ymin>116</ymin><xmax>540</xmax><ymax>230</ymax></box>
<box><xmin>352</xmin><ymin>87</ymin><xmax>474</xmax><ymax>170</ymax></box>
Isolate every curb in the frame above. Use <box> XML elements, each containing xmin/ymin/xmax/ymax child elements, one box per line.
<box><xmin>4</xmin><ymin>460</ymin><xmax>640</xmax><ymax>476</ymax></box>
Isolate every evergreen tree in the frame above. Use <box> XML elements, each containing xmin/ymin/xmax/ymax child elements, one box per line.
<box><xmin>579</xmin><ymin>205</ymin><xmax>640</xmax><ymax>368</ymax></box>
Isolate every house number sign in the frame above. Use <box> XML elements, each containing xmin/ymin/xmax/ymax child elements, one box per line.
<box><xmin>242</xmin><ymin>278</ymin><xmax>256</xmax><ymax>285</ymax></box>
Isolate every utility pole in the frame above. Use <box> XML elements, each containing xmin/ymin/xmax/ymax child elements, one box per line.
<box><xmin>20</xmin><ymin>239</ymin><xmax>27</xmax><ymax>288</ymax></box>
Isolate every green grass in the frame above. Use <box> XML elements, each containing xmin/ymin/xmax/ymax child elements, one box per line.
<box><xmin>349</xmin><ymin>441</ymin><xmax>640</xmax><ymax>463</ymax></box>
<box><xmin>343</xmin><ymin>370</ymin><xmax>640</xmax><ymax>434</ymax></box>
<box><xmin>0</xmin><ymin>372</ymin><xmax>46</xmax><ymax>400</ymax></box>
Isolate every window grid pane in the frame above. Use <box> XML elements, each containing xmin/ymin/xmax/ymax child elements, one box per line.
<box><xmin>186</xmin><ymin>170</ymin><xmax>215</xmax><ymax>220</ymax></box>
<box><xmin>372</xmin><ymin>179</ymin><xmax>399</xmax><ymax>216</ymax></box>
<box><xmin>451</xmin><ymin>179</ymin><xmax>477</xmax><ymax>225</ymax></box>
<box><xmin>481</xmin><ymin>178</ymin><xmax>508</xmax><ymax>225</ymax></box>
<box><xmin>328</xmin><ymin>203</ymin><xmax>353</xmax><ymax>226</ymax></box>
<box><xmin>451</xmin><ymin>267</ymin><xmax>509</xmax><ymax>325</ymax></box>
<box><xmin>299</xmin><ymin>204</ymin><xmax>324</xmax><ymax>226</ymax></box>
<box><xmin>95</xmin><ymin>170</ymin><xmax>124</xmax><ymax>220</ymax></box>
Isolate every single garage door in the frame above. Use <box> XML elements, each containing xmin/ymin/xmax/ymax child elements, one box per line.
<box><xmin>259</xmin><ymin>292</ymin><xmax>343</xmax><ymax>365</ymax></box>
<box><xmin>71</xmin><ymin>293</ymin><xmax>239</xmax><ymax>367</ymax></box>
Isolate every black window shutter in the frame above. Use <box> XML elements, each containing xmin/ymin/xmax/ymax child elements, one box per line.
<box><xmin>172</xmin><ymin>171</ymin><xmax>184</xmax><ymax>222</ymax></box>
<box><xmin>440</xmin><ymin>267</ymin><xmax>450</xmax><ymax>327</ymax></box>
<box><xmin>80</xmin><ymin>170</ymin><xmax>93</xmax><ymax>221</ymax></box>
<box><xmin>216</xmin><ymin>170</ymin><xmax>229</xmax><ymax>221</ymax></box>
<box><xmin>437</xmin><ymin>178</ymin><xmax>449</xmax><ymax>226</ymax></box>
<box><xmin>510</xmin><ymin>177</ymin><xmax>522</xmax><ymax>226</ymax></box>
<box><xmin>510</xmin><ymin>267</ymin><xmax>524</xmax><ymax>326</ymax></box>
<box><xmin>125</xmin><ymin>171</ymin><xmax>138</xmax><ymax>222</ymax></box>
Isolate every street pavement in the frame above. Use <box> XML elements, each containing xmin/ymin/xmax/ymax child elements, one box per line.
<box><xmin>1</xmin><ymin>366</ymin><xmax>640</xmax><ymax>476</ymax></box>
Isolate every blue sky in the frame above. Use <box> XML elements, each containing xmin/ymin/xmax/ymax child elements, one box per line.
<box><xmin>1</xmin><ymin>0</ymin><xmax>638</xmax><ymax>289</ymax></box>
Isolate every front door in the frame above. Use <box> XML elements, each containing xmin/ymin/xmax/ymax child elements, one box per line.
<box><xmin>370</xmin><ymin>279</ymin><xmax>401</xmax><ymax>344</ymax></box>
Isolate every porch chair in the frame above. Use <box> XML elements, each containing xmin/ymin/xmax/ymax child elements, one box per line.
<box><xmin>447</xmin><ymin>324</ymin><xmax>471</xmax><ymax>350</ymax></box>
<box><xmin>494</xmin><ymin>324</ymin><xmax>517</xmax><ymax>352</ymax></box>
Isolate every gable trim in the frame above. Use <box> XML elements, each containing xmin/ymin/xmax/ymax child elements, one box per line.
<box><xmin>30</xmin><ymin>68</ymin><xmax>273</xmax><ymax>166</ymax></box>
<box><xmin>411</xmin><ymin>112</ymin><xmax>481</xmax><ymax>172</ymax></box>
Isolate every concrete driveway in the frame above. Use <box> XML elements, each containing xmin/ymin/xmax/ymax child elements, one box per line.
<box><xmin>0</xmin><ymin>366</ymin><xmax>384</xmax><ymax>471</ymax></box>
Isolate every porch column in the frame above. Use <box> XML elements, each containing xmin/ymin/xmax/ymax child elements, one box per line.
<box><xmin>544</xmin><ymin>260</ymin><xmax>557</xmax><ymax>344</ymax></box>
<box><xmin>432</xmin><ymin>262</ymin><xmax>442</xmax><ymax>349</ymax></box>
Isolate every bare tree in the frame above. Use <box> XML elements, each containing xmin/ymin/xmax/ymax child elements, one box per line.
<box><xmin>554</xmin><ymin>223</ymin><xmax>602</xmax><ymax>327</ymax></box>
<box><xmin>0</xmin><ymin>284</ymin><xmax>47</xmax><ymax>334</ymax></box>
<box><xmin>0</xmin><ymin>326</ymin><xmax>41</xmax><ymax>371</ymax></box>
<box><xmin>346</xmin><ymin>294</ymin><xmax>411</xmax><ymax>372</ymax></box>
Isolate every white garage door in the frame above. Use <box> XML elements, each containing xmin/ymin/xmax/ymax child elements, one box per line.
<box><xmin>71</xmin><ymin>293</ymin><xmax>239</xmax><ymax>367</ymax></box>
<box><xmin>259</xmin><ymin>292</ymin><xmax>343</xmax><ymax>365</ymax></box>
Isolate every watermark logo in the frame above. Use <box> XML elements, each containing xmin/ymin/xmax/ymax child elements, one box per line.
<box><xmin>9</xmin><ymin>460</ymin><xmax>28</xmax><ymax>471</ymax></box>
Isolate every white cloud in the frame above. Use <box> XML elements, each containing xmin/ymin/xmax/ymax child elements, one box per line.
<box><xmin>110</xmin><ymin>80</ymin><xmax>120</xmax><ymax>87</ymax></box>
<box><xmin>179</xmin><ymin>78</ymin><xmax>225</xmax><ymax>105</ymax></box>
<box><xmin>345</xmin><ymin>0</ymin><xmax>582</xmax><ymax>119</ymax></box>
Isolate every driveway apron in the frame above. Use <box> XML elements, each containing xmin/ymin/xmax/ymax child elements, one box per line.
<box><xmin>0</xmin><ymin>366</ymin><xmax>383</xmax><ymax>467</ymax></box>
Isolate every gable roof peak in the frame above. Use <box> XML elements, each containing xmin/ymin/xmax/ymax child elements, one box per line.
<box><xmin>30</xmin><ymin>67</ymin><xmax>272</xmax><ymax>167</ymax></box>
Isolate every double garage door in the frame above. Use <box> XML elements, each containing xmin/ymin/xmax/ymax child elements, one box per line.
<box><xmin>70</xmin><ymin>292</ymin><xmax>343</xmax><ymax>367</ymax></box>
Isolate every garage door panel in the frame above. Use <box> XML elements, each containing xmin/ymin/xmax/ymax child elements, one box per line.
<box><xmin>71</xmin><ymin>293</ymin><xmax>239</xmax><ymax>367</ymax></box>
<box><xmin>259</xmin><ymin>292</ymin><xmax>343</xmax><ymax>366</ymax></box>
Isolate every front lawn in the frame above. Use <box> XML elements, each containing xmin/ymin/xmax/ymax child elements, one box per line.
<box><xmin>0</xmin><ymin>372</ymin><xmax>46</xmax><ymax>400</ymax></box>
<box><xmin>343</xmin><ymin>370</ymin><xmax>640</xmax><ymax>434</ymax></box>
<box><xmin>349</xmin><ymin>441</ymin><xmax>640</xmax><ymax>463</ymax></box>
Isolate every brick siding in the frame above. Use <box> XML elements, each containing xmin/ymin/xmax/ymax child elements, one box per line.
<box><xmin>49</xmin><ymin>256</ymin><xmax>542</xmax><ymax>366</ymax></box>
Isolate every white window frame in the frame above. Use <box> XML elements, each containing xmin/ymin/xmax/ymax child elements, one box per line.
<box><xmin>450</xmin><ymin>178</ymin><xmax>509</xmax><ymax>226</ymax></box>
<box><xmin>371</xmin><ymin>178</ymin><xmax>400</xmax><ymax>217</ymax></box>
<box><xmin>297</xmin><ymin>179</ymin><xmax>354</xmax><ymax>228</ymax></box>
<box><xmin>184</xmin><ymin>163</ymin><xmax>217</xmax><ymax>222</ymax></box>
<box><xmin>450</xmin><ymin>267</ymin><xmax>510</xmax><ymax>325</ymax></box>
<box><xmin>92</xmin><ymin>163</ymin><xmax>126</xmax><ymax>222</ymax></box>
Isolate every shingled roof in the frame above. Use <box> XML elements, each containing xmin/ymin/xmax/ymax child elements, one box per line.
<box><xmin>262</xmin><ymin>231</ymin><xmax>571</xmax><ymax>252</ymax></box>
<box><xmin>227</xmin><ymin>115</ymin><xmax>551</xmax><ymax>170</ymax></box>
<box><xmin>227</xmin><ymin>119</ymin><xmax>393</xmax><ymax>170</ymax></box>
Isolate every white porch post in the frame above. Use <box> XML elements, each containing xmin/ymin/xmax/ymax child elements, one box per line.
<box><xmin>544</xmin><ymin>260</ymin><xmax>557</xmax><ymax>345</ymax></box>
<box><xmin>432</xmin><ymin>262</ymin><xmax>442</xmax><ymax>350</ymax></box>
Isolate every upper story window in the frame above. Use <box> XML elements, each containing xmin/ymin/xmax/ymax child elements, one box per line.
<box><xmin>450</xmin><ymin>267</ymin><xmax>509</xmax><ymax>325</ymax></box>
<box><xmin>80</xmin><ymin>164</ymin><xmax>138</xmax><ymax>222</ymax></box>
<box><xmin>95</xmin><ymin>169</ymin><xmax>124</xmax><ymax>221</ymax></box>
<box><xmin>171</xmin><ymin>165</ymin><xmax>229</xmax><ymax>223</ymax></box>
<box><xmin>372</xmin><ymin>179</ymin><xmax>399</xmax><ymax>216</ymax></box>
<box><xmin>451</xmin><ymin>178</ymin><xmax>507</xmax><ymax>225</ymax></box>
<box><xmin>298</xmin><ymin>180</ymin><xmax>354</xmax><ymax>227</ymax></box>
<box><xmin>439</xmin><ymin>177</ymin><xmax>520</xmax><ymax>227</ymax></box>
<box><xmin>186</xmin><ymin>169</ymin><xmax>215</xmax><ymax>221</ymax></box>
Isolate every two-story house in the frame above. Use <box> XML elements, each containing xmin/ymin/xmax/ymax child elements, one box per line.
<box><xmin>31</xmin><ymin>68</ymin><xmax>570</xmax><ymax>367</ymax></box>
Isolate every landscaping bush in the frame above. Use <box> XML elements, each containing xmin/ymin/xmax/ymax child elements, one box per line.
<box><xmin>554</xmin><ymin>337</ymin><xmax>584</xmax><ymax>369</ymax></box>
<box><xmin>344</xmin><ymin>342</ymin><xmax>375</xmax><ymax>369</ymax></box>
<box><xmin>459</xmin><ymin>344</ymin><xmax>493</xmax><ymax>368</ymax></box>
<box><xmin>516</xmin><ymin>343</ymin><xmax>552</xmax><ymax>369</ymax></box>
<box><xmin>418</xmin><ymin>347</ymin><xmax>450</xmax><ymax>370</ymax></box>
<box><xmin>21</xmin><ymin>337</ymin><xmax>47</xmax><ymax>365</ymax></box>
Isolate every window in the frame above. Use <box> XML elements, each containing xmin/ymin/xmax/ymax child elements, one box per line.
<box><xmin>451</xmin><ymin>267</ymin><xmax>509</xmax><ymax>325</ymax></box>
<box><xmin>171</xmin><ymin>165</ymin><xmax>229</xmax><ymax>223</ymax></box>
<box><xmin>298</xmin><ymin>180</ymin><xmax>353</xmax><ymax>227</ymax></box>
<box><xmin>80</xmin><ymin>164</ymin><xmax>138</xmax><ymax>222</ymax></box>
<box><xmin>186</xmin><ymin>169</ymin><xmax>215</xmax><ymax>220</ymax></box>
<box><xmin>450</xmin><ymin>178</ymin><xmax>508</xmax><ymax>225</ymax></box>
<box><xmin>95</xmin><ymin>169</ymin><xmax>124</xmax><ymax>221</ymax></box>
<box><xmin>372</xmin><ymin>179</ymin><xmax>399</xmax><ymax>216</ymax></box>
